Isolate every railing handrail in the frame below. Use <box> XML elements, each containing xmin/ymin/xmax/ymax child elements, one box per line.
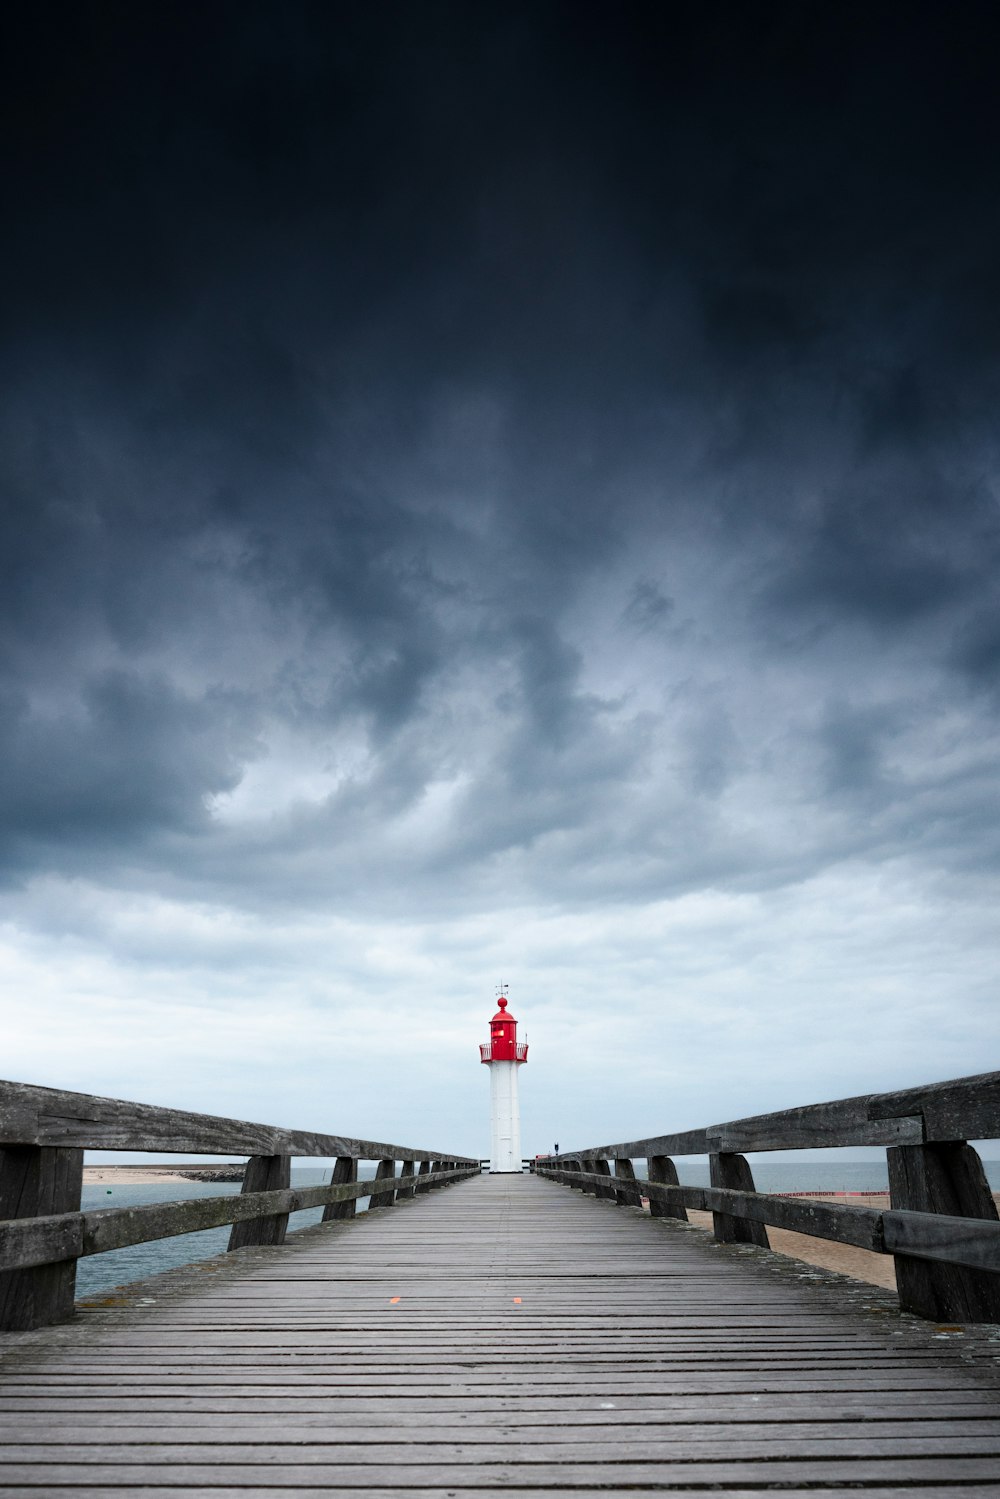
<box><xmin>0</xmin><ymin>1077</ymin><xmax>477</xmax><ymax>1162</ymax></box>
<box><xmin>546</xmin><ymin>1069</ymin><xmax>1000</xmax><ymax>1160</ymax></box>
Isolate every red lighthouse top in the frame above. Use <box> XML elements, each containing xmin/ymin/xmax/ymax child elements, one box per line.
<box><xmin>480</xmin><ymin>994</ymin><xmax>528</xmax><ymax>1065</ymax></box>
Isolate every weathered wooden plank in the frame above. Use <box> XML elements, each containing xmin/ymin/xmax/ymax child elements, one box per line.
<box><xmin>700</xmin><ymin>1185</ymin><xmax>884</xmax><ymax>1252</ymax></box>
<box><xmin>551</xmin><ymin>1099</ymin><xmax>922</xmax><ymax>1164</ymax></box>
<box><xmin>2</xmin><ymin>1458</ymin><xmax>1000</xmax><ymax>1484</ymax></box>
<box><xmin>9</xmin><ymin>1416</ymin><xmax>1000</xmax><ymax>1441</ymax></box>
<box><xmin>872</xmin><ymin>1071</ymin><xmax>1000</xmax><ymax>1143</ymax></box>
<box><xmin>4</xmin><ymin>1490</ymin><xmax>999</xmax><ymax>1499</ymax></box>
<box><xmin>884</xmin><ymin>1208</ymin><xmax>1000</xmax><ymax>1273</ymax></box>
<box><xmin>13</xmin><ymin>1487</ymin><xmax>1000</xmax><ymax>1499</ymax></box>
<box><xmin>0</xmin><ymin>1079</ymin><xmax>475</xmax><ymax>1162</ymax></box>
<box><xmin>888</xmin><ymin>1143</ymin><xmax>1000</xmax><ymax>1321</ymax></box>
<box><xmin>8</xmin><ymin>1434</ymin><xmax>1000</xmax><ymax>1460</ymax></box>
<box><xmin>0</xmin><ymin>1146</ymin><xmax>83</xmax><ymax>1331</ymax></box>
<box><xmin>4</xmin><ymin>1393</ymin><xmax>997</xmax><ymax>1416</ymax></box>
<box><xmin>557</xmin><ymin>1128</ymin><xmax>711</xmax><ymax>1161</ymax></box>
<box><xmin>0</xmin><ymin>1210</ymin><xmax>82</xmax><ymax>1278</ymax></box>
<box><xmin>710</xmin><ymin>1095</ymin><xmax>924</xmax><ymax>1152</ymax></box>
<box><xmin>1</xmin><ymin>1354</ymin><xmax>974</xmax><ymax>1373</ymax></box>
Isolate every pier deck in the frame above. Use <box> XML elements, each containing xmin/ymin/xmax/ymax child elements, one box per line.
<box><xmin>2</xmin><ymin>1172</ymin><xmax>1000</xmax><ymax>1496</ymax></box>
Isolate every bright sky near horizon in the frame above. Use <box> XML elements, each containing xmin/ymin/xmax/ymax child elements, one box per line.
<box><xmin>3</xmin><ymin>4</ymin><xmax>999</xmax><ymax>1159</ymax></box>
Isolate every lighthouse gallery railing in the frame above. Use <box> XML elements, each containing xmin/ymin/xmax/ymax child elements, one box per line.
<box><xmin>0</xmin><ymin>1078</ymin><xmax>478</xmax><ymax>1332</ymax></box>
<box><xmin>537</xmin><ymin>1069</ymin><xmax>1000</xmax><ymax>1324</ymax></box>
<box><xmin>479</xmin><ymin>1041</ymin><xmax>529</xmax><ymax>1062</ymax></box>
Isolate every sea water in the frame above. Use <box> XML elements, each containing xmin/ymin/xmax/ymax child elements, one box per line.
<box><xmin>75</xmin><ymin>1166</ymin><xmax>376</xmax><ymax>1299</ymax></box>
<box><xmin>75</xmin><ymin>1158</ymin><xmax>1000</xmax><ymax>1300</ymax></box>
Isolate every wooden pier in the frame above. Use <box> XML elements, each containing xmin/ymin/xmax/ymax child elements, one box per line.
<box><xmin>2</xmin><ymin>1171</ymin><xmax>1000</xmax><ymax>1494</ymax></box>
<box><xmin>3</xmin><ymin>1073</ymin><xmax>1000</xmax><ymax>1494</ymax></box>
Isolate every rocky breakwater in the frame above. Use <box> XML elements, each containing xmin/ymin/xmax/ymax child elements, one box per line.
<box><xmin>177</xmin><ymin>1167</ymin><xmax>246</xmax><ymax>1182</ymax></box>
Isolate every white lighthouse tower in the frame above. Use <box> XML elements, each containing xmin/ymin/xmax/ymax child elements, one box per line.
<box><xmin>479</xmin><ymin>985</ymin><xmax>528</xmax><ymax>1173</ymax></box>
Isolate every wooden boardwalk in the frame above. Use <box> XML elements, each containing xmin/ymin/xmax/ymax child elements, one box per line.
<box><xmin>2</xmin><ymin>1171</ymin><xmax>1000</xmax><ymax>1496</ymax></box>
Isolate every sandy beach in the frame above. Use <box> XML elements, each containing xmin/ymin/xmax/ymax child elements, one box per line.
<box><xmin>82</xmin><ymin>1165</ymin><xmax>243</xmax><ymax>1185</ymax></box>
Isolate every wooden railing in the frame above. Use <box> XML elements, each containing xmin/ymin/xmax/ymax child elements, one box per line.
<box><xmin>0</xmin><ymin>1079</ymin><xmax>478</xmax><ymax>1332</ymax></box>
<box><xmin>536</xmin><ymin>1070</ymin><xmax>1000</xmax><ymax>1323</ymax></box>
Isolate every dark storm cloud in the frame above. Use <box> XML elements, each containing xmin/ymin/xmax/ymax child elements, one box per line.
<box><xmin>2</xmin><ymin>1</ymin><xmax>999</xmax><ymax>907</ymax></box>
<box><xmin>0</xmin><ymin>669</ymin><xmax>260</xmax><ymax>878</ymax></box>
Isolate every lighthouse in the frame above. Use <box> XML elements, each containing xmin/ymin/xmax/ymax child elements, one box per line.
<box><xmin>479</xmin><ymin>986</ymin><xmax>528</xmax><ymax>1172</ymax></box>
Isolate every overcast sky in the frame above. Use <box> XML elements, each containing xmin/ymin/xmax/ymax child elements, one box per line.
<box><xmin>3</xmin><ymin>3</ymin><xmax>999</xmax><ymax>1161</ymax></box>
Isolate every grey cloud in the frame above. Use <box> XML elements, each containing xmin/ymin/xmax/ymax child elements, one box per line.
<box><xmin>0</xmin><ymin>671</ymin><xmax>261</xmax><ymax>874</ymax></box>
<box><xmin>623</xmin><ymin>580</ymin><xmax>674</xmax><ymax>635</ymax></box>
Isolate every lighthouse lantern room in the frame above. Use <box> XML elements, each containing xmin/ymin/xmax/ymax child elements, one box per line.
<box><xmin>480</xmin><ymin>986</ymin><xmax>528</xmax><ymax>1172</ymax></box>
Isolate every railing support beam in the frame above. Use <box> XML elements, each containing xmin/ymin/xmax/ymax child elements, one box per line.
<box><xmin>592</xmin><ymin>1157</ymin><xmax>615</xmax><ymax>1201</ymax></box>
<box><xmin>369</xmin><ymin>1158</ymin><xmax>397</xmax><ymax>1210</ymax></box>
<box><xmin>647</xmin><ymin>1155</ymin><xmax>688</xmax><ymax>1220</ymax></box>
<box><xmin>228</xmin><ymin>1154</ymin><xmax>291</xmax><ymax>1249</ymax></box>
<box><xmin>322</xmin><ymin>1156</ymin><xmax>357</xmax><ymax>1221</ymax></box>
<box><xmin>613</xmin><ymin>1158</ymin><xmax>642</xmax><ymax>1207</ymax></box>
<box><xmin>396</xmin><ymin>1159</ymin><xmax>416</xmax><ymax>1200</ymax></box>
<box><xmin>0</xmin><ymin>1145</ymin><xmax>83</xmax><ymax>1331</ymax></box>
<box><xmin>888</xmin><ymin>1142</ymin><xmax>1000</xmax><ymax>1322</ymax></box>
<box><xmin>710</xmin><ymin>1152</ymin><xmax>769</xmax><ymax>1247</ymax></box>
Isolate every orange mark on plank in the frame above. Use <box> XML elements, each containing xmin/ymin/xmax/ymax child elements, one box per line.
<box><xmin>389</xmin><ymin>1297</ymin><xmax>401</xmax><ymax>1304</ymax></box>
<box><xmin>512</xmin><ymin>1297</ymin><xmax>522</xmax><ymax>1304</ymax></box>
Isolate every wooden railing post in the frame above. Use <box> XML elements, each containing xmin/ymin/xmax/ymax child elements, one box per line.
<box><xmin>579</xmin><ymin>1158</ymin><xmax>600</xmax><ymax>1195</ymax></box>
<box><xmin>396</xmin><ymin>1160</ymin><xmax>416</xmax><ymax>1200</ymax></box>
<box><xmin>887</xmin><ymin>1142</ymin><xmax>1000</xmax><ymax>1322</ymax></box>
<box><xmin>613</xmin><ymin>1158</ymin><xmax>642</xmax><ymax>1207</ymax></box>
<box><xmin>592</xmin><ymin>1158</ymin><xmax>615</xmax><ymax>1201</ymax></box>
<box><xmin>369</xmin><ymin>1158</ymin><xmax>397</xmax><ymax>1210</ymax></box>
<box><xmin>0</xmin><ymin>1146</ymin><xmax>83</xmax><ymax>1331</ymax></box>
<box><xmin>709</xmin><ymin>1153</ymin><xmax>769</xmax><ymax>1247</ymax></box>
<box><xmin>321</xmin><ymin>1156</ymin><xmax>357</xmax><ymax>1221</ymax></box>
<box><xmin>228</xmin><ymin>1154</ymin><xmax>291</xmax><ymax>1249</ymax></box>
<box><xmin>647</xmin><ymin>1155</ymin><xmax>688</xmax><ymax>1220</ymax></box>
<box><xmin>415</xmin><ymin>1160</ymin><xmax>432</xmax><ymax>1194</ymax></box>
